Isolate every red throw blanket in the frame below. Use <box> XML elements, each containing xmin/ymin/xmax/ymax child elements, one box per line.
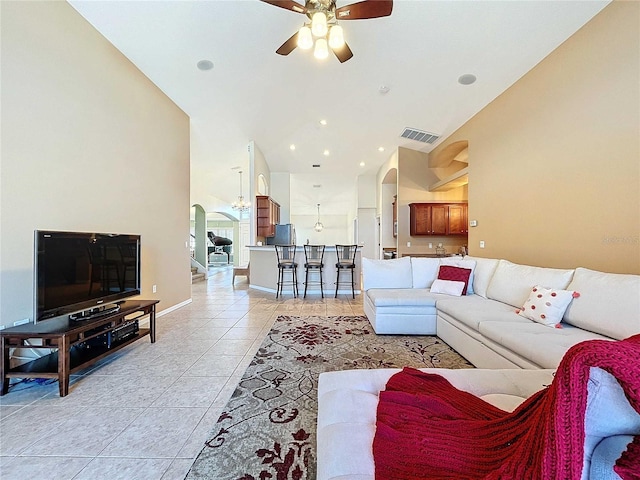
<box><xmin>373</xmin><ymin>335</ymin><xmax>640</xmax><ymax>479</ymax></box>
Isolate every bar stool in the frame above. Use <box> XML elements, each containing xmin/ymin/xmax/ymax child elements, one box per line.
<box><xmin>275</xmin><ymin>245</ymin><xmax>298</xmax><ymax>298</ymax></box>
<box><xmin>334</xmin><ymin>244</ymin><xmax>358</xmax><ymax>299</ymax></box>
<box><xmin>303</xmin><ymin>244</ymin><xmax>325</xmax><ymax>298</ymax></box>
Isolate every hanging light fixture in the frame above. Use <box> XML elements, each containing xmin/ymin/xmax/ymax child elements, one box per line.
<box><xmin>231</xmin><ymin>170</ymin><xmax>251</xmax><ymax>213</ymax></box>
<box><xmin>311</xmin><ymin>11</ymin><xmax>328</xmax><ymax>37</ymax></box>
<box><xmin>313</xmin><ymin>38</ymin><xmax>329</xmax><ymax>60</ymax></box>
<box><xmin>328</xmin><ymin>25</ymin><xmax>344</xmax><ymax>49</ymax></box>
<box><xmin>297</xmin><ymin>25</ymin><xmax>313</xmax><ymax>50</ymax></box>
<box><xmin>293</xmin><ymin>7</ymin><xmax>345</xmax><ymax>62</ymax></box>
<box><xmin>314</xmin><ymin>203</ymin><xmax>324</xmax><ymax>232</ymax></box>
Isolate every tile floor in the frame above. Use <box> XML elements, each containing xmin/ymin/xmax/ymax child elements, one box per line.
<box><xmin>0</xmin><ymin>266</ymin><xmax>364</xmax><ymax>480</ymax></box>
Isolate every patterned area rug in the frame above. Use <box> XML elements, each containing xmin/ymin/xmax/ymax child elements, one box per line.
<box><xmin>185</xmin><ymin>315</ymin><xmax>472</xmax><ymax>480</ymax></box>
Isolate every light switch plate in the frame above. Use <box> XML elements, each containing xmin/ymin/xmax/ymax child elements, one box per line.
<box><xmin>480</xmin><ymin>241</ymin><xmax>485</xmax><ymax>249</ymax></box>
<box><xmin>470</xmin><ymin>220</ymin><xmax>478</xmax><ymax>227</ymax></box>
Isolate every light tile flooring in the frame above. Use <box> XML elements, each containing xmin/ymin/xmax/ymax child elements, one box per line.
<box><xmin>0</xmin><ymin>266</ymin><xmax>364</xmax><ymax>480</ymax></box>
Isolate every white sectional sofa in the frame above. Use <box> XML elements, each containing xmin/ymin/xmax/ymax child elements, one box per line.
<box><xmin>316</xmin><ymin>256</ymin><xmax>640</xmax><ymax>479</ymax></box>
<box><xmin>362</xmin><ymin>255</ymin><xmax>640</xmax><ymax>369</ymax></box>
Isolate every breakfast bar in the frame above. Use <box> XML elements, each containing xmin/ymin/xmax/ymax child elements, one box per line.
<box><xmin>248</xmin><ymin>245</ymin><xmax>362</xmax><ymax>296</ymax></box>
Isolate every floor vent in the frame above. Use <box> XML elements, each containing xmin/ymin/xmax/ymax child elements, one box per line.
<box><xmin>400</xmin><ymin>128</ymin><xmax>440</xmax><ymax>144</ymax></box>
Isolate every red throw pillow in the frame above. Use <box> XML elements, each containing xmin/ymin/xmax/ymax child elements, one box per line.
<box><xmin>438</xmin><ymin>265</ymin><xmax>472</xmax><ymax>295</ymax></box>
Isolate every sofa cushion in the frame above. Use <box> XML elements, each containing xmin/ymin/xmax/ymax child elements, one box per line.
<box><xmin>366</xmin><ymin>288</ymin><xmax>440</xmax><ymax>308</ymax></box>
<box><xmin>583</xmin><ymin>367</ymin><xmax>640</xmax><ymax>477</ymax></box>
<box><xmin>440</xmin><ymin>257</ymin><xmax>477</xmax><ymax>294</ymax></box>
<box><xmin>436</xmin><ymin>295</ymin><xmax>530</xmax><ymax>331</ymax></box>
<box><xmin>563</xmin><ymin>267</ymin><xmax>640</xmax><ymax>340</ymax></box>
<box><xmin>430</xmin><ymin>279</ymin><xmax>465</xmax><ymax>296</ymax></box>
<box><xmin>410</xmin><ymin>257</ymin><xmax>441</xmax><ymax>289</ymax></box>
<box><xmin>589</xmin><ymin>435</ymin><xmax>636</xmax><ymax>480</ymax></box>
<box><xmin>362</xmin><ymin>256</ymin><xmax>412</xmax><ymax>290</ymax></box>
<box><xmin>486</xmin><ymin>260</ymin><xmax>575</xmax><ymax>308</ymax></box>
<box><xmin>518</xmin><ymin>285</ymin><xmax>578</xmax><ymax>327</ymax></box>
<box><xmin>463</xmin><ymin>256</ymin><xmax>499</xmax><ymax>298</ymax></box>
<box><xmin>438</xmin><ymin>265</ymin><xmax>472</xmax><ymax>295</ymax></box>
<box><xmin>478</xmin><ymin>321</ymin><xmax>609</xmax><ymax>369</ymax></box>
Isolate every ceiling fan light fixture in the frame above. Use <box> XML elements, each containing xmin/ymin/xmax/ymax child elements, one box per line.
<box><xmin>328</xmin><ymin>25</ymin><xmax>345</xmax><ymax>49</ymax></box>
<box><xmin>314</xmin><ymin>38</ymin><xmax>329</xmax><ymax>60</ymax></box>
<box><xmin>297</xmin><ymin>25</ymin><xmax>313</xmax><ymax>49</ymax></box>
<box><xmin>311</xmin><ymin>11</ymin><xmax>328</xmax><ymax>37</ymax></box>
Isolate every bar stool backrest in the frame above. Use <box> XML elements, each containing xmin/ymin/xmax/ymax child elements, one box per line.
<box><xmin>275</xmin><ymin>244</ymin><xmax>297</xmax><ymax>266</ymax></box>
<box><xmin>304</xmin><ymin>245</ymin><xmax>325</xmax><ymax>266</ymax></box>
<box><xmin>335</xmin><ymin>244</ymin><xmax>358</xmax><ymax>266</ymax></box>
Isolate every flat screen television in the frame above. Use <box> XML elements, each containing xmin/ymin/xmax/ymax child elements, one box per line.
<box><xmin>35</xmin><ymin>230</ymin><xmax>141</xmax><ymax>322</ymax></box>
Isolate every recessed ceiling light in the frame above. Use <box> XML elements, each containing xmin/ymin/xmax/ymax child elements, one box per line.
<box><xmin>319</xmin><ymin>119</ymin><xmax>327</xmax><ymax>126</ymax></box>
<box><xmin>359</xmin><ymin>162</ymin><xmax>365</xmax><ymax>167</ymax></box>
<box><xmin>378</xmin><ymin>146</ymin><xmax>385</xmax><ymax>152</ymax></box>
<box><xmin>323</xmin><ymin>149</ymin><xmax>330</xmax><ymax>156</ymax></box>
<box><xmin>458</xmin><ymin>74</ymin><xmax>477</xmax><ymax>85</ymax></box>
<box><xmin>197</xmin><ymin>60</ymin><xmax>214</xmax><ymax>71</ymax></box>
<box><xmin>379</xmin><ymin>85</ymin><xmax>390</xmax><ymax>94</ymax></box>
<box><xmin>289</xmin><ymin>144</ymin><xmax>296</xmax><ymax>151</ymax></box>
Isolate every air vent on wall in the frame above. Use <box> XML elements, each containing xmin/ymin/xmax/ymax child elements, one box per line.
<box><xmin>400</xmin><ymin>127</ymin><xmax>440</xmax><ymax>144</ymax></box>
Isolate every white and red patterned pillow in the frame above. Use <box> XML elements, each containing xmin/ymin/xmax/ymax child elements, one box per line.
<box><xmin>517</xmin><ymin>285</ymin><xmax>580</xmax><ymax>327</ymax></box>
<box><xmin>437</xmin><ymin>265</ymin><xmax>473</xmax><ymax>295</ymax></box>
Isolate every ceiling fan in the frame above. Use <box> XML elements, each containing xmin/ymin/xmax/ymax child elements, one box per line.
<box><xmin>260</xmin><ymin>0</ymin><xmax>393</xmax><ymax>63</ymax></box>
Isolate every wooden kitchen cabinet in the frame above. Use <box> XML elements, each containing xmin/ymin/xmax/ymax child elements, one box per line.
<box><xmin>409</xmin><ymin>203</ymin><xmax>468</xmax><ymax>236</ymax></box>
<box><xmin>447</xmin><ymin>204</ymin><xmax>468</xmax><ymax>235</ymax></box>
<box><xmin>256</xmin><ymin>195</ymin><xmax>280</xmax><ymax>237</ymax></box>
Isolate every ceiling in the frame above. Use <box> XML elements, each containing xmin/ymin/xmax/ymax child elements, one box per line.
<box><xmin>68</xmin><ymin>0</ymin><xmax>608</xmax><ymax>216</ymax></box>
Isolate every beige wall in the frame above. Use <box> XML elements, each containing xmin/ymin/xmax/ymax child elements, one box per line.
<box><xmin>430</xmin><ymin>1</ymin><xmax>639</xmax><ymax>274</ymax></box>
<box><xmin>1</xmin><ymin>1</ymin><xmax>192</xmax><ymax>324</ymax></box>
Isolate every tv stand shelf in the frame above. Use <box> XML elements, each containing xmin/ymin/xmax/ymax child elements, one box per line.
<box><xmin>1</xmin><ymin>299</ymin><xmax>158</xmax><ymax>397</ymax></box>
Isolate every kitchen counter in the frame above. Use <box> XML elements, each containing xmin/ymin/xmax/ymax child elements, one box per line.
<box><xmin>248</xmin><ymin>245</ymin><xmax>362</xmax><ymax>296</ymax></box>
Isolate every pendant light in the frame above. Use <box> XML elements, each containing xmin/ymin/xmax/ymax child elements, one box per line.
<box><xmin>231</xmin><ymin>170</ymin><xmax>251</xmax><ymax>213</ymax></box>
<box><xmin>314</xmin><ymin>204</ymin><xmax>324</xmax><ymax>232</ymax></box>
<box><xmin>297</xmin><ymin>25</ymin><xmax>313</xmax><ymax>50</ymax></box>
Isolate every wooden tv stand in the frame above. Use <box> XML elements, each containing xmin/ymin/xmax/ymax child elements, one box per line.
<box><xmin>0</xmin><ymin>299</ymin><xmax>158</xmax><ymax>397</ymax></box>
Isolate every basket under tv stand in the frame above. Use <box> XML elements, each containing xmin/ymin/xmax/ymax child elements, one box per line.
<box><xmin>0</xmin><ymin>299</ymin><xmax>158</xmax><ymax>397</ymax></box>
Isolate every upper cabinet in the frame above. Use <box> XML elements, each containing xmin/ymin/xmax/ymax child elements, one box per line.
<box><xmin>409</xmin><ymin>203</ymin><xmax>468</xmax><ymax>236</ymax></box>
<box><xmin>256</xmin><ymin>195</ymin><xmax>280</xmax><ymax>237</ymax></box>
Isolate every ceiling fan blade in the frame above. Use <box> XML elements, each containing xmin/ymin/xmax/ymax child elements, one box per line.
<box><xmin>335</xmin><ymin>0</ymin><xmax>393</xmax><ymax>20</ymax></box>
<box><xmin>260</xmin><ymin>0</ymin><xmax>308</xmax><ymax>15</ymax></box>
<box><xmin>276</xmin><ymin>31</ymin><xmax>299</xmax><ymax>56</ymax></box>
<box><xmin>332</xmin><ymin>42</ymin><xmax>353</xmax><ymax>63</ymax></box>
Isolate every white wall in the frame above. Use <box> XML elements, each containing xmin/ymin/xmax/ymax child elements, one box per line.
<box><xmin>292</xmin><ymin>215</ymin><xmax>351</xmax><ymax>247</ymax></box>
<box><xmin>271</xmin><ymin>172</ymin><xmax>291</xmax><ymax>223</ymax></box>
<box><xmin>1</xmin><ymin>1</ymin><xmax>191</xmax><ymax>324</ymax></box>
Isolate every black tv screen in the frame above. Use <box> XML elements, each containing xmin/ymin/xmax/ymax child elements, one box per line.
<box><xmin>35</xmin><ymin>230</ymin><xmax>141</xmax><ymax>322</ymax></box>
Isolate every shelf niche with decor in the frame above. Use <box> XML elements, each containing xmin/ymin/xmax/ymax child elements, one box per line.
<box><xmin>409</xmin><ymin>203</ymin><xmax>468</xmax><ymax>236</ymax></box>
<box><xmin>256</xmin><ymin>195</ymin><xmax>280</xmax><ymax>238</ymax></box>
